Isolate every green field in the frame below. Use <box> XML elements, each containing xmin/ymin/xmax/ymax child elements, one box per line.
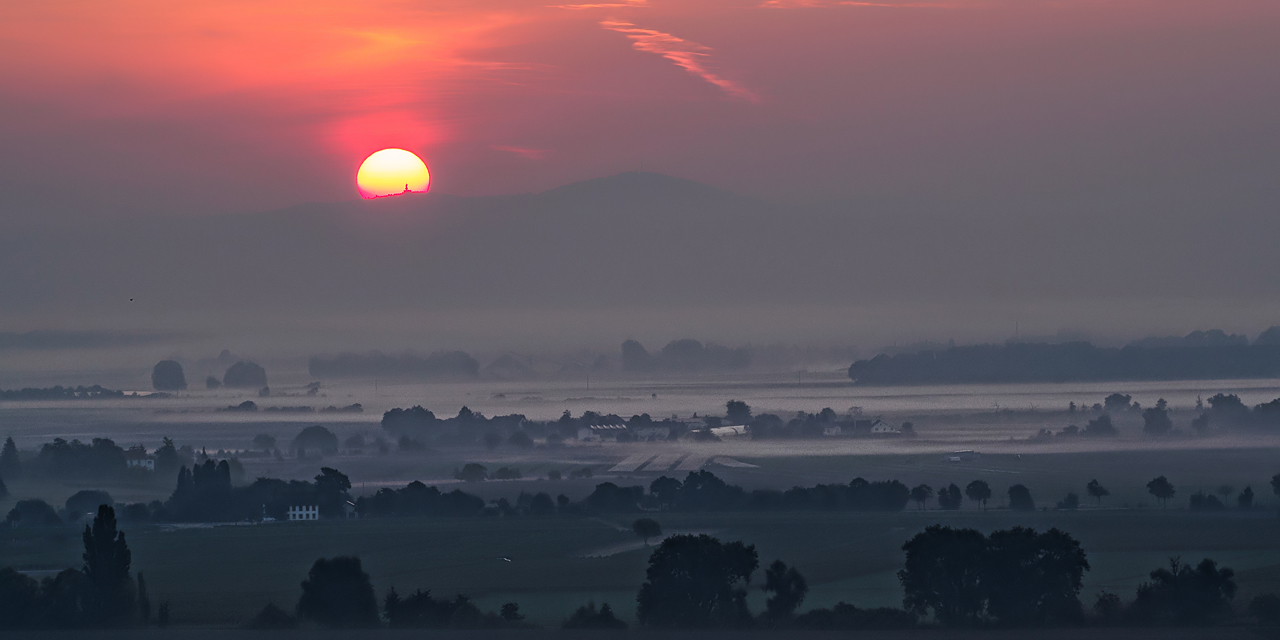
<box><xmin>6</xmin><ymin>508</ymin><xmax>1280</xmax><ymax>628</ymax></box>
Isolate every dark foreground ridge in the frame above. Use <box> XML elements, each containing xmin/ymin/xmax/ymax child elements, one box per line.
<box><xmin>0</xmin><ymin>630</ymin><xmax>1269</xmax><ymax>639</ymax></box>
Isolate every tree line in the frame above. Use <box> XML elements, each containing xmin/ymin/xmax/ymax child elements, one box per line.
<box><xmin>848</xmin><ymin>337</ymin><xmax>1280</xmax><ymax>386</ymax></box>
<box><xmin>11</xmin><ymin>464</ymin><xmax>1280</xmax><ymax>528</ymax></box>
<box><xmin>223</xmin><ymin>528</ymin><xmax>1280</xmax><ymax>630</ymax></box>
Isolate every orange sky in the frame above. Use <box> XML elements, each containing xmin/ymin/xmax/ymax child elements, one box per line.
<box><xmin>1</xmin><ymin>0</ymin><xmax>1278</xmax><ymax>215</ymax></box>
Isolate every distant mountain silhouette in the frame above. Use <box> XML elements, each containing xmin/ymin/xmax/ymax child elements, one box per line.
<box><xmin>2</xmin><ymin>170</ymin><xmax>1280</xmax><ymax>328</ymax></box>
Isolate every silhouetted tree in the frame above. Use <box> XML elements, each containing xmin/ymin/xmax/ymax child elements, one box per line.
<box><xmin>500</xmin><ymin>602</ymin><xmax>523</xmax><ymax>622</ymax></box>
<box><xmin>136</xmin><ymin>572</ymin><xmax>150</xmax><ymax>624</ymax></box>
<box><xmin>1248</xmin><ymin>593</ymin><xmax>1280</xmax><ymax>625</ymax></box>
<box><xmin>0</xmin><ymin>567</ymin><xmax>40</xmax><ymax>628</ymax></box>
<box><xmin>1147</xmin><ymin>476</ymin><xmax>1176</xmax><ymax>508</ymax></box>
<box><xmin>563</xmin><ymin>601</ymin><xmax>627</xmax><ymax>629</ymax></box>
<box><xmin>965</xmin><ymin>480</ymin><xmax>992</xmax><ymax>510</ymax></box>
<box><xmin>1086</xmin><ymin>479</ymin><xmax>1110</xmax><ymax>507</ymax></box>
<box><xmin>6</xmin><ymin>499</ymin><xmax>62</xmax><ymax>527</ymax></box>
<box><xmin>1191</xmin><ymin>412</ymin><xmax>1210</xmax><ymax>435</ymax></box>
<box><xmin>636</xmin><ymin>534</ymin><xmax>758</xmax><ymax>628</ymax></box>
<box><xmin>156</xmin><ymin>602</ymin><xmax>169</xmax><ymax>627</ymax></box>
<box><xmin>223</xmin><ymin>361</ymin><xmax>267</xmax><ymax>388</ymax></box>
<box><xmin>296</xmin><ymin>557</ymin><xmax>379</xmax><ymax>628</ymax></box>
<box><xmin>899</xmin><ymin>525</ymin><xmax>987</xmax><ymax>626</ymax></box>
<box><xmin>454</xmin><ymin>464</ymin><xmax>488</xmax><ymax>482</ymax></box>
<box><xmin>650</xmin><ymin>476</ymin><xmax>682</xmax><ymax>508</ymax></box>
<box><xmin>1189</xmin><ymin>491</ymin><xmax>1225</xmax><ymax>511</ymax></box>
<box><xmin>66</xmin><ymin>490</ymin><xmax>114</xmax><ymax>522</ymax></box>
<box><xmin>937</xmin><ymin>484</ymin><xmax>963</xmax><ymax>510</ymax></box>
<box><xmin>1008</xmin><ymin>484</ymin><xmax>1035</xmax><ymax>511</ymax></box>
<box><xmin>726</xmin><ymin>400</ymin><xmax>752</xmax><ymax>425</ymax></box>
<box><xmin>0</xmin><ymin>475</ymin><xmax>6</xmax><ymax>499</ymax></box>
<box><xmin>150</xmin><ymin>360</ymin><xmax>187</xmax><ymax>391</ymax></box>
<box><xmin>205</xmin><ymin>376</ymin><xmax>221</xmax><ymax>390</ymax></box>
<box><xmin>1082</xmin><ymin>414</ymin><xmax>1118</xmax><ymax>437</ymax></box>
<box><xmin>910</xmin><ymin>484</ymin><xmax>933</xmax><ymax>510</ymax></box>
<box><xmin>0</xmin><ymin>436</ymin><xmax>20</xmax><ymax>480</ymax></box>
<box><xmin>1103</xmin><ymin>393</ymin><xmax>1132</xmax><ymax>412</ymax></box>
<box><xmin>82</xmin><ymin>505</ymin><xmax>135</xmax><ymax>627</ymax></box>
<box><xmin>632</xmin><ymin>518</ymin><xmax>662</xmax><ymax>545</ymax></box>
<box><xmin>1142</xmin><ymin>403</ymin><xmax>1173</xmax><ymax>436</ymax></box>
<box><xmin>620</xmin><ymin>339</ymin><xmax>653</xmax><ymax>372</ymax></box>
<box><xmin>293</xmin><ymin>425</ymin><xmax>338</xmax><ymax>455</ymax></box>
<box><xmin>1128</xmin><ymin>557</ymin><xmax>1235</xmax><ymax>625</ymax></box>
<box><xmin>762</xmin><ymin>560</ymin><xmax>808</xmax><ymax>621</ymax></box>
<box><xmin>1239</xmin><ymin>486</ymin><xmax>1255</xmax><ymax>509</ymax></box>
<box><xmin>252</xmin><ymin>434</ymin><xmax>276</xmax><ymax>451</ymax></box>
<box><xmin>984</xmin><ymin>527</ymin><xmax>1089</xmax><ymax>625</ymax></box>
<box><xmin>1056</xmin><ymin>492</ymin><xmax>1080</xmax><ymax>510</ymax></box>
<box><xmin>246</xmin><ymin>603</ymin><xmax>297</xmax><ymax>629</ymax></box>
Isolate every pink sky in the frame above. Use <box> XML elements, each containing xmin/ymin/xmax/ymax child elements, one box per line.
<box><xmin>1</xmin><ymin>0</ymin><xmax>1277</xmax><ymax>215</ymax></box>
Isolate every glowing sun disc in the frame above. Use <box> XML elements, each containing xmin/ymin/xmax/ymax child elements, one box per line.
<box><xmin>357</xmin><ymin>148</ymin><xmax>430</xmax><ymax>199</ymax></box>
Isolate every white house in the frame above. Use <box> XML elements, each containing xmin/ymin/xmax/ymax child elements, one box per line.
<box><xmin>870</xmin><ymin>420</ymin><xmax>900</xmax><ymax>435</ymax></box>
<box><xmin>822</xmin><ymin>425</ymin><xmax>843</xmax><ymax>437</ymax></box>
<box><xmin>126</xmin><ymin>458</ymin><xmax>155</xmax><ymax>471</ymax></box>
<box><xmin>709</xmin><ymin>425</ymin><xmax>748</xmax><ymax>439</ymax></box>
<box><xmin>288</xmin><ymin>505</ymin><xmax>319</xmax><ymax>521</ymax></box>
<box><xmin>577</xmin><ymin>424</ymin><xmax>628</xmax><ymax>442</ymax></box>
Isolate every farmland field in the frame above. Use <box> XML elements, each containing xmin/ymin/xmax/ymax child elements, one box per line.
<box><xmin>5</xmin><ymin>508</ymin><xmax>1280</xmax><ymax>627</ymax></box>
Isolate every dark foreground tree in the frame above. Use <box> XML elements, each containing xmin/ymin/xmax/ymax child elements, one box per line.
<box><xmin>983</xmin><ymin>527</ymin><xmax>1089</xmax><ymax>625</ymax></box>
<box><xmin>383</xmin><ymin>588</ymin><xmax>490</xmax><ymax>628</ymax></box>
<box><xmin>762</xmin><ymin>560</ymin><xmax>808</xmax><ymax>621</ymax></box>
<box><xmin>632</xmin><ymin>518</ymin><xmax>662</xmax><ymax>545</ymax></box>
<box><xmin>636</xmin><ymin>534</ymin><xmax>758</xmax><ymax>628</ymax></box>
<box><xmin>562</xmin><ymin>602</ymin><xmax>627</xmax><ymax>629</ymax></box>
<box><xmin>1128</xmin><ymin>557</ymin><xmax>1236</xmax><ymax>626</ymax></box>
<box><xmin>0</xmin><ymin>567</ymin><xmax>40</xmax><ymax>628</ymax></box>
<box><xmin>82</xmin><ymin>505</ymin><xmax>135</xmax><ymax>627</ymax></box>
<box><xmin>296</xmin><ymin>557</ymin><xmax>380</xmax><ymax>628</ymax></box>
<box><xmin>899</xmin><ymin>525</ymin><xmax>987</xmax><ymax>626</ymax></box>
<box><xmin>1147</xmin><ymin>476</ymin><xmax>1176</xmax><ymax>508</ymax></box>
<box><xmin>1249</xmin><ymin>593</ymin><xmax>1280</xmax><ymax>626</ymax></box>
<box><xmin>0</xmin><ymin>436</ymin><xmax>20</xmax><ymax>480</ymax></box>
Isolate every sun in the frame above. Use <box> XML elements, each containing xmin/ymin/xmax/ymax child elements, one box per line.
<box><xmin>356</xmin><ymin>149</ymin><xmax>431</xmax><ymax>199</ymax></box>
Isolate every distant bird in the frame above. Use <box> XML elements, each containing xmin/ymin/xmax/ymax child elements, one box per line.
<box><xmin>498</xmin><ymin>557</ymin><xmax>512</xmax><ymax>562</ymax></box>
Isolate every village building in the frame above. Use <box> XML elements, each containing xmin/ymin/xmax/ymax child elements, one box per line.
<box><xmin>576</xmin><ymin>424</ymin><xmax>628</xmax><ymax>442</ymax></box>
<box><xmin>287</xmin><ymin>505</ymin><xmax>319</xmax><ymax>521</ymax></box>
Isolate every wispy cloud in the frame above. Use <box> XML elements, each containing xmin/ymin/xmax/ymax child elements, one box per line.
<box><xmin>550</xmin><ymin>0</ymin><xmax>647</xmax><ymax>9</ymax></box>
<box><xmin>599</xmin><ymin>19</ymin><xmax>758</xmax><ymax>102</ymax></box>
<box><xmin>491</xmin><ymin>145</ymin><xmax>549</xmax><ymax>159</ymax></box>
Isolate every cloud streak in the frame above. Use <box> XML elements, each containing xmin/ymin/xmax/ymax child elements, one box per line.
<box><xmin>491</xmin><ymin>145</ymin><xmax>549</xmax><ymax>159</ymax></box>
<box><xmin>599</xmin><ymin>19</ymin><xmax>758</xmax><ymax>102</ymax></box>
<box><xmin>550</xmin><ymin>0</ymin><xmax>647</xmax><ymax>9</ymax></box>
